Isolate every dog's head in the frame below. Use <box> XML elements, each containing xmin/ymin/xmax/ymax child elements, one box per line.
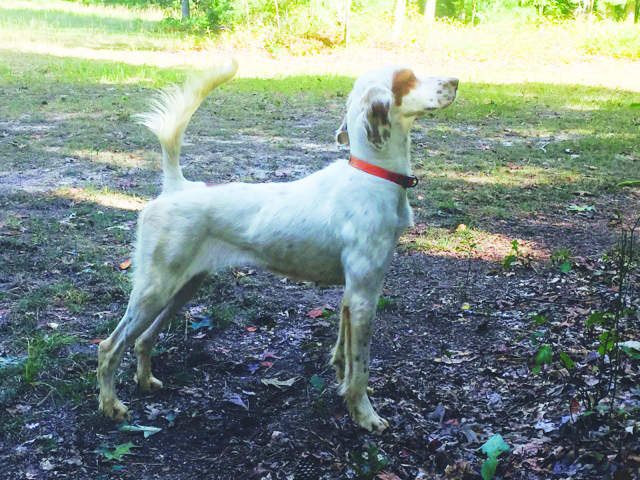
<box><xmin>336</xmin><ymin>67</ymin><xmax>458</xmax><ymax>150</ymax></box>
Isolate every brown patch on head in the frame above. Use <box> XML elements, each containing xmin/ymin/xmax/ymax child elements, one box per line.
<box><xmin>392</xmin><ymin>69</ymin><xmax>418</xmax><ymax>106</ymax></box>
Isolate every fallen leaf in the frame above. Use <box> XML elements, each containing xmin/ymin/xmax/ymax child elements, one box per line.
<box><xmin>307</xmin><ymin>307</ymin><xmax>325</xmax><ymax>318</ymax></box>
<box><xmin>376</xmin><ymin>472</ymin><xmax>402</xmax><ymax>480</ymax></box>
<box><xmin>40</xmin><ymin>459</ymin><xmax>55</xmax><ymax>471</ymax></box>
<box><xmin>569</xmin><ymin>398</ymin><xmax>581</xmax><ymax>415</ymax></box>
<box><xmin>261</xmin><ymin>377</ymin><xmax>298</xmax><ymax>388</ymax></box>
<box><xmin>224</xmin><ymin>392</ymin><xmax>249</xmax><ymax>410</ymax></box>
<box><xmin>164</xmin><ymin>412</ymin><xmax>177</xmax><ymax>427</ymax></box>
<box><xmin>428</xmin><ymin>404</ymin><xmax>445</xmax><ymax>422</ymax></box>
<box><xmin>460</xmin><ymin>424</ymin><xmax>478</xmax><ymax>443</ymax></box>
<box><xmin>119</xmin><ymin>424</ymin><xmax>162</xmax><ymax>438</ymax></box>
<box><xmin>248</xmin><ymin>363</ymin><xmax>260</xmax><ymax>374</ymax></box>
<box><xmin>481</xmin><ymin>434</ymin><xmax>510</xmax><ymax>458</ymax></box>
<box><xmin>118</xmin><ymin>258</ymin><xmax>132</xmax><ymax>270</ymax></box>
<box><xmin>262</xmin><ymin>350</ymin><xmax>281</xmax><ymax>360</ymax></box>
<box><xmin>534</xmin><ymin>418</ymin><xmax>556</xmax><ymax>432</ymax></box>
<box><xmin>309</xmin><ymin>374</ymin><xmax>325</xmax><ymax>391</ymax></box>
<box><xmin>190</xmin><ymin>316</ymin><xmax>214</xmax><ymax>331</ymax></box>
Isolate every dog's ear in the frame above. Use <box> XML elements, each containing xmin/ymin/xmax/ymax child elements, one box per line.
<box><xmin>335</xmin><ymin>116</ymin><xmax>349</xmax><ymax>145</ymax></box>
<box><xmin>361</xmin><ymin>86</ymin><xmax>392</xmax><ymax>150</ymax></box>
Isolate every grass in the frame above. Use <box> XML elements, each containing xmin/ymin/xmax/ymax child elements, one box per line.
<box><xmin>0</xmin><ymin>0</ymin><xmax>184</xmax><ymax>52</ymax></box>
<box><xmin>24</xmin><ymin>332</ymin><xmax>78</xmax><ymax>382</ymax></box>
<box><xmin>0</xmin><ymin>45</ymin><xmax>637</xmax><ymax>246</ymax></box>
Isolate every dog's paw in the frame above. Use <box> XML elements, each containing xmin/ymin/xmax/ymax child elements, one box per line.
<box><xmin>134</xmin><ymin>373</ymin><xmax>164</xmax><ymax>392</ymax></box>
<box><xmin>348</xmin><ymin>394</ymin><xmax>390</xmax><ymax>434</ymax></box>
<box><xmin>99</xmin><ymin>396</ymin><xmax>130</xmax><ymax>421</ymax></box>
<box><xmin>356</xmin><ymin>410</ymin><xmax>389</xmax><ymax>434</ymax></box>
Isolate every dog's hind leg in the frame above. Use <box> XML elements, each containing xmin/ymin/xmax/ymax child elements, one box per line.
<box><xmin>97</xmin><ymin>285</ymin><xmax>167</xmax><ymax>420</ymax></box>
<box><xmin>330</xmin><ymin>300</ymin><xmax>349</xmax><ymax>383</ymax></box>
<box><xmin>134</xmin><ymin>273</ymin><xmax>206</xmax><ymax>392</ymax></box>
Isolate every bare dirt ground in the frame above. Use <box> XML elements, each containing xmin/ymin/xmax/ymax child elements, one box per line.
<box><xmin>0</xmin><ymin>52</ymin><xmax>639</xmax><ymax>480</ymax></box>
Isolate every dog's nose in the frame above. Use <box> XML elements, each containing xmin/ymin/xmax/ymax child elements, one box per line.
<box><xmin>446</xmin><ymin>78</ymin><xmax>459</xmax><ymax>90</ymax></box>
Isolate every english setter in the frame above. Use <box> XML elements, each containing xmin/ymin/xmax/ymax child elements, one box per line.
<box><xmin>97</xmin><ymin>59</ymin><xmax>458</xmax><ymax>433</ymax></box>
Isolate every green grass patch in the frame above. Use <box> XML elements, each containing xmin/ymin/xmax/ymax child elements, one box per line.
<box><xmin>24</xmin><ymin>333</ymin><xmax>78</xmax><ymax>383</ymax></box>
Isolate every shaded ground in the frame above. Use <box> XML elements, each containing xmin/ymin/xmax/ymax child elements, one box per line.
<box><xmin>0</xmin><ymin>68</ymin><xmax>639</xmax><ymax>480</ymax></box>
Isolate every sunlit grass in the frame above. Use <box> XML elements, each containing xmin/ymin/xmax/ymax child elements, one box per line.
<box><xmin>0</xmin><ymin>0</ymin><xmax>195</xmax><ymax>52</ymax></box>
<box><xmin>428</xmin><ymin>165</ymin><xmax>579</xmax><ymax>187</ymax></box>
<box><xmin>0</xmin><ymin>50</ymin><xmax>187</xmax><ymax>87</ymax></box>
<box><xmin>400</xmin><ymin>224</ymin><xmax>542</xmax><ymax>260</ymax></box>
<box><xmin>3</xmin><ymin>0</ymin><xmax>165</xmax><ymax>20</ymax></box>
<box><xmin>57</xmin><ymin>186</ymin><xmax>146</xmax><ymax>211</ymax></box>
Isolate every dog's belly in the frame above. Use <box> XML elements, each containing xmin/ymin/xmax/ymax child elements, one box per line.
<box><xmin>261</xmin><ymin>245</ymin><xmax>345</xmax><ymax>285</ymax></box>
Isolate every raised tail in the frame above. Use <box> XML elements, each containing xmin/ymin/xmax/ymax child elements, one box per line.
<box><xmin>136</xmin><ymin>59</ymin><xmax>239</xmax><ymax>194</ymax></box>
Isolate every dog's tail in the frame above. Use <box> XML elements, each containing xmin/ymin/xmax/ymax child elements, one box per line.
<box><xmin>136</xmin><ymin>59</ymin><xmax>239</xmax><ymax>194</ymax></box>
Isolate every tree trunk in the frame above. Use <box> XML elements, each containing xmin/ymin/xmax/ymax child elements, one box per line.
<box><xmin>274</xmin><ymin>0</ymin><xmax>281</xmax><ymax>32</ymax></box>
<box><xmin>343</xmin><ymin>0</ymin><xmax>352</xmax><ymax>47</ymax></box>
<box><xmin>424</xmin><ymin>0</ymin><xmax>437</xmax><ymax>23</ymax></box>
<box><xmin>181</xmin><ymin>0</ymin><xmax>189</xmax><ymax>19</ymax></box>
<box><xmin>392</xmin><ymin>0</ymin><xmax>406</xmax><ymax>42</ymax></box>
<box><xmin>242</xmin><ymin>0</ymin><xmax>249</xmax><ymax>22</ymax></box>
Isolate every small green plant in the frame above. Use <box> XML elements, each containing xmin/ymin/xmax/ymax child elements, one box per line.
<box><xmin>0</xmin><ymin>356</ymin><xmax>26</xmax><ymax>406</ymax></box>
<box><xmin>376</xmin><ymin>296</ymin><xmax>396</xmax><ymax>312</ymax></box>
<box><xmin>309</xmin><ymin>374</ymin><xmax>326</xmax><ymax>393</ymax></box>
<box><xmin>586</xmin><ymin>311</ymin><xmax>618</xmax><ymax>356</ymax></box>
<box><xmin>528</xmin><ymin>313</ymin><xmax>575</xmax><ymax>374</ymax></box>
<box><xmin>212</xmin><ymin>304</ymin><xmax>236</xmax><ymax>330</ymax></box>
<box><xmin>572</xmin><ymin>216</ymin><xmax>638</xmax><ymax>415</ymax></box>
<box><xmin>55</xmin><ymin>371</ymin><xmax>96</xmax><ymax>405</ymax></box>
<box><xmin>437</xmin><ymin>197</ymin><xmax>462</xmax><ymax>214</ymax></box>
<box><xmin>23</xmin><ymin>333</ymin><xmax>77</xmax><ymax>383</ymax></box>
<box><xmin>95</xmin><ymin>442</ymin><xmax>136</xmax><ymax>462</ymax></box>
<box><xmin>502</xmin><ymin>239</ymin><xmax>520</xmax><ymax>270</ymax></box>
<box><xmin>551</xmin><ymin>248</ymin><xmax>573</xmax><ymax>274</ymax></box>
<box><xmin>190</xmin><ymin>304</ymin><xmax>237</xmax><ymax>331</ymax></box>
<box><xmin>532</xmin><ymin>344</ymin><xmax>553</xmax><ymax>375</ymax></box>
<box><xmin>480</xmin><ymin>434</ymin><xmax>510</xmax><ymax>480</ymax></box>
<box><xmin>456</xmin><ymin>225</ymin><xmax>477</xmax><ymax>303</ymax></box>
<box><xmin>350</xmin><ymin>443</ymin><xmax>390</xmax><ymax>480</ymax></box>
<box><xmin>309</xmin><ymin>373</ymin><xmax>329</xmax><ymax>414</ymax></box>
<box><xmin>52</xmin><ymin>281</ymin><xmax>90</xmax><ymax>313</ymax></box>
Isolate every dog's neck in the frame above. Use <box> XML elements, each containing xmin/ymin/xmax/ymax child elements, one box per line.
<box><xmin>348</xmin><ymin>123</ymin><xmax>413</xmax><ymax>177</ymax></box>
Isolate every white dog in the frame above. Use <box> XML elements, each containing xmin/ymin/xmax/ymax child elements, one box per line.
<box><xmin>97</xmin><ymin>59</ymin><xmax>458</xmax><ymax>433</ymax></box>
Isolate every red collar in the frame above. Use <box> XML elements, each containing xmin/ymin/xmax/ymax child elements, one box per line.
<box><xmin>348</xmin><ymin>155</ymin><xmax>418</xmax><ymax>188</ymax></box>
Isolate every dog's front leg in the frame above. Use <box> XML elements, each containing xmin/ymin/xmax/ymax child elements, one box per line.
<box><xmin>338</xmin><ymin>289</ymin><xmax>388</xmax><ymax>434</ymax></box>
